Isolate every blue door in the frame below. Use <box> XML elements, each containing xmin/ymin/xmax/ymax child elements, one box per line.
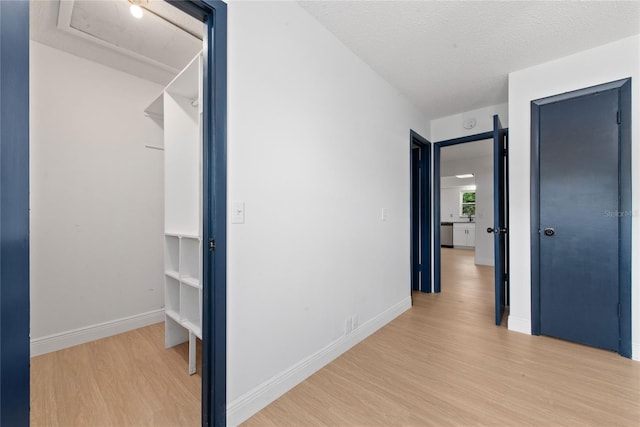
<box><xmin>0</xmin><ymin>1</ymin><xmax>31</xmax><ymax>425</ymax></box>
<box><xmin>492</xmin><ymin>115</ymin><xmax>507</xmax><ymax>325</ymax></box>
<box><xmin>538</xmin><ymin>88</ymin><xmax>621</xmax><ymax>351</ymax></box>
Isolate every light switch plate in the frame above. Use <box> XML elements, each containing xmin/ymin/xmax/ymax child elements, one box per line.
<box><xmin>232</xmin><ymin>201</ymin><xmax>245</xmax><ymax>224</ymax></box>
<box><xmin>381</xmin><ymin>208</ymin><xmax>388</xmax><ymax>221</ymax></box>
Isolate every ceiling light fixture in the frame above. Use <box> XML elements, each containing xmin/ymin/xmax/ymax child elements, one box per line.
<box><xmin>127</xmin><ymin>0</ymin><xmax>201</xmax><ymax>39</ymax></box>
<box><xmin>455</xmin><ymin>174</ymin><xmax>474</xmax><ymax>179</ymax></box>
<box><xmin>130</xmin><ymin>4</ymin><xmax>143</xmax><ymax>19</ymax></box>
<box><xmin>129</xmin><ymin>0</ymin><xmax>148</xmax><ymax>19</ymax></box>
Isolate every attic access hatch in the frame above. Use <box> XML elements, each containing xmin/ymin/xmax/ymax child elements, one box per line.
<box><xmin>55</xmin><ymin>0</ymin><xmax>203</xmax><ymax>82</ymax></box>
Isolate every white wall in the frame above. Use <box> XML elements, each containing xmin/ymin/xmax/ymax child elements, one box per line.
<box><xmin>508</xmin><ymin>35</ymin><xmax>640</xmax><ymax>360</ymax></box>
<box><xmin>30</xmin><ymin>41</ymin><xmax>165</xmax><ymax>354</ymax></box>
<box><xmin>473</xmin><ymin>167</ymin><xmax>494</xmax><ymax>266</ymax></box>
<box><xmin>440</xmin><ymin>153</ymin><xmax>494</xmax><ymax>266</ymax></box>
<box><xmin>227</xmin><ymin>1</ymin><xmax>430</xmax><ymax>423</ymax></box>
<box><xmin>431</xmin><ymin>103</ymin><xmax>508</xmax><ymax>141</ymax></box>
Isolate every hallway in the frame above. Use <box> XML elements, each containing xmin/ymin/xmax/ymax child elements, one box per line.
<box><xmin>244</xmin><ymin>249</ymin><xmax>640</xmax><ymax>426</ymax></box>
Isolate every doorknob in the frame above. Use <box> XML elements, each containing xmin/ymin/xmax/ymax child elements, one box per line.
<box><xmin>487</xmin><ymin>227</ymin><xmax>508</xmax><ymax>234</ymax></box>
<box><xmin>543</xmin><ymin>228</ymin><xmax>555</xmax><ymax>237</ymax></box>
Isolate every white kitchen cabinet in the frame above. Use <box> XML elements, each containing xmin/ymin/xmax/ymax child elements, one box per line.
<box><xmin>453</xmin><ymin>222</ymin><xmax>475</xmax><ymax>248</ymax></box>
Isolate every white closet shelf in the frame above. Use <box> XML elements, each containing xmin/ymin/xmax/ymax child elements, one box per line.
<box><xmin>162</xmin><ymin>51</ymin><xmax>203</xmax><ymax>376</ymax></box>
<box><xmin>181</xmin><ymin>276</ymin><xmax>200</xmax><ymax>289</ymax></box>
<box><xmin>182</xmin><ymin>321</ymin><xmax>201</xmax><ymax>339</ymax></box>
<box><xmin>166</xmin><ymin>309</ymin><xmax>180</xmax><ymax>323</ymax></box>
<box><xmin>165</xmin><ymin>270</ymin><xmax>180</xmax><ymax>281</ymax></box>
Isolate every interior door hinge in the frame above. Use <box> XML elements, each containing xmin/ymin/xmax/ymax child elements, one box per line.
<box><xmin>209</xmin><ymin>239</ymin><xmax>216</xmax><ymax>252</ymax></box>
<box><xmin>617</xmin><ymin>111</ymin><xmax>621</xmax><ymax>124</ymax></box>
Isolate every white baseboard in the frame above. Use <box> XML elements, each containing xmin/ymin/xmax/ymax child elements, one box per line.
<box><xmin>474</xmin><ymin>257</ymin><xmax>494</xmax><ymax>266</ymax></box>
<box><xmin>30</xmin><ymin>309</ymin><xmax>165</xmax><ymax>357</ymax></box>
<box><xmin>507</xmin><ymin>315</ymin><xmax>531</xmax><ymax>335</ymax></box>
<box><xmin>632</xmin><ymin>342</ymin><xmax>640</xmax><ymax>361</ymax></box>
<box><xmin>226</xmin><ymin>296</ymin><xmax>412</xmax><ymax>427</ymax></box>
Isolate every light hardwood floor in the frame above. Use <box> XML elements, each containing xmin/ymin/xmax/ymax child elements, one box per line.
<box><xmin>31</xmin><ymin>249</ymin><xmax>640</xmax><ymax>426</ymax></box>
<box><xmin>244</xmin><ymin>248</ymin><xmax>640</xmax><ymax>426</ymax></box>
<box><xmin>30</xmin><ymin>323</ymin><xmax>201</xmax><ymax>426</ymax></box>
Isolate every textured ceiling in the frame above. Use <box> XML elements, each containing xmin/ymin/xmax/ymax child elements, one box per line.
<box><xmin>299</xmin><ymin>1</ymin><xmax>640</xmax><ymax>120</ymax></box>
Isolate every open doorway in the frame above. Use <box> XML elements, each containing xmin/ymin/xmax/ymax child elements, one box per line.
<box><xmin>433</xmin><ymin>116</ymin><xmax>509</xmax><ymax>325</ymax></box>
<box><xmin>27</xmin><ymin>1</ymin><xmax>212</xmax><ymax>424</ymax></box>
<box><xmin>438</xmin><ymin>140</ymin><xmax>493</xmax><ymax>266</ymax></box>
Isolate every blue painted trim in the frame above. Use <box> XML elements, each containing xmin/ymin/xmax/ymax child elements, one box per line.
<box><xmin>410</xmin><ymin>149</ymin><xmax>420</xmax><ymax>291</ymax></box>
<box><xmin>433</xmin><ymin>129</ymin><xmax>498</xmax><ymax>294</ymax></box>
<box><xmin>530</xmin><ymin>78</ymin><xmax>632</xmax><ymax>357</ymax></box>
<box><xmin>186</xmin><ymin>1</ymin><xmax>228</xmax><ymax>425</ymax></box>
<box><xmin>433</xmin><ymin>145</ymin><xmax>441</xmax><ymax>293</ymax></box>
<box><xmin>0</xmin><ymin>1</ymin><xmax>30</xmax><ymax>425</ymax></box>
<box><xmin>436</xmin><ymin>131</ymin><xmax>493</xmax><ymax>147</ymax></box>
<box><xmin>618</xmin><ymin>79</ymin><xmax>632</xmax><ymax>358</ymax></box>
<box><xmin>530</xmin><ymin>103</ymin><xmax>541</xmax><ymax>335</ymax></box>
<box><xmin>410</xmin><ymin>130</ymin><xmax>431</xmax><ymax>293</ymax></box>
<box><xmin>492</xmin><ymin>115</ymin><xmax>506</xmax><ymax>326</ymax></box>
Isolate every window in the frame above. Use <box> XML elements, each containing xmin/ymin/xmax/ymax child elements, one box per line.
<box><xmin>460</xmin><ymin>190</ymin><xmax>476</xmax><ymax>217</ymax></box>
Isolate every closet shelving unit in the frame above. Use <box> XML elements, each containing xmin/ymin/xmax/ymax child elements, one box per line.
<box><xmin>147</xmin><ymin>52</ymin><xmax>203</xmax><ymax>375</ymax></box>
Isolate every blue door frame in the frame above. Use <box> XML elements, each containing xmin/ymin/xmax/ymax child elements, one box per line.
<box><xmin>530</xmin><ymin>78</ymin><xmax>632</xmax><ymax>358</ymax></box>
<box><xmin>0</xmin><ymin>0</ymin><xmax>228</xmax><ymax>425</ymax></box>
<box><xmin>410</xmin><ymin>130</ymin><xmax>431</xmax><ymax>293</ymax></box>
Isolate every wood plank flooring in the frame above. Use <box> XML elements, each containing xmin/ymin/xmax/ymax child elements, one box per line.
<box><xmin>31</xmin><ymin>249</ymin><xmax>640</xmax><ymax>426</ymax></box>
<box><xmin>30</xmin><ymin>323</ymin><xmax>201</xmax><ymax>426</ymax></box>
<box><xmin>244</xmin><ymin>248</ymin><xmax>640</xmax><ymax>426</ymax></box>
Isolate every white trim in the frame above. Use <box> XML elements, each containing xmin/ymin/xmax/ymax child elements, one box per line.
<box><xmin>30</xmin><ymin>309</ymin><xmax>165</xmax><ymax>357</ymax></box>
<box><xmin>632</xmin><ymin>342</ymin><xmax>640</xmax><ymax>361</ymax></box>
<box><xmin>474</xmin><ymin>257</ymin><xmax>494</xmax><ymax>266</ymax></box>
<box><xmin>507</xmin><ymin>315</ymin><xmax>531</xmax><ymax>335</ymax></box>
<box><xmin>226</xmin><ymin>297</ymin><xmax>412</xmax><ymax>427</ymax></box>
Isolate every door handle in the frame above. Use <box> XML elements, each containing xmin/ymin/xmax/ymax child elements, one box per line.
<box><xmin>487</xmin><ymin>227</ymin><xmax>508</xmax><ymax>234</ymax></box>
<box><xmin>543</xmin><ymin>228</ymin><xmax>555</xmax><ymax>237</ymax></box>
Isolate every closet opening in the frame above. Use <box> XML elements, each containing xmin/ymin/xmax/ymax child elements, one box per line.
<box><xmin>26</xmin><ymin>0</ymin><xmax>226</xmax><ymax>424</ymax></box>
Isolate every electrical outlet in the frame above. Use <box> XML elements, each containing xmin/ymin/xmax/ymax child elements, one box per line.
<box><xmin>345</xmin><ymin>318</ymin><xmax>352</xmax><ymax>335</ymax></box>
<box><xmin>351</xmin><ymin>314</ymin><xmax>358</xmax><ymax>330</ymax></box>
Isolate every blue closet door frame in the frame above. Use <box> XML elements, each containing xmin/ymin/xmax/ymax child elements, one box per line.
<box><xmin>410</xmin><ymin>130</ymin><xmax>432</xmax><ymax>293</ymax></box>
<box><xmin>530</xmin><ymin>78</ymin><xmax>631</xmax><ymax>358</ymax></box>
<box><xmin>0</xmin><ymin>0</ymin><xmax>228</xmax><ymax>425</ymax></box>
<box><xmin>0</xmin><ymin>1</ymin><xmax>30</xmax><ymax>425</ymax></box>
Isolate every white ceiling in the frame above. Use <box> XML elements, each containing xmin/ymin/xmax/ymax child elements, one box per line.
<box><xmin>299</xmin><ymin>0</ymin><xmax>640</xmax><ymax>120</ymax></box>
<box><xmin>30</xmin><ymin>1</ymin><xmax>640</xmax><ymax>120</ymax></box>
<box><xmin>440</xmin><ymin>138</ymin><xmax>492</xmax><ymax>165</ymax></box>
<box><xmin>30</xmin><ymin>0</ymin><xmax>203</xmax><ymax>85</ymax></box>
